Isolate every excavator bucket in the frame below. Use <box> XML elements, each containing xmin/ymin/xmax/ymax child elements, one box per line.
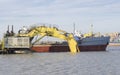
<box><xmin>68</xmin><ymin>39</ymin><xmax>80</xmax><ymax>54</ymax></box>
<box><xmin>67</xmin><ymin>34</ymin><xmax>80</xmax><ymax>54</ymax></box>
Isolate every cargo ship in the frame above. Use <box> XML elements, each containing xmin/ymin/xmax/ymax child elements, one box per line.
<box><xmin>30</xmin><ymin>24</ymin><xmax>110</xmax><ymax>52</ymax></box>
<box><xmin>31</xmin><ymin>35</ymin><xmax>110</xmax><ymax>52</ymax></box>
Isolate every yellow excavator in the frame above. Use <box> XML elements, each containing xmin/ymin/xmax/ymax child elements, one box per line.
<box><xmin>0</xmin><ymin>25</ymin><xmax>79</xmax><ymax>54</ymax></box>
<box><xmin>18</xmin><ymin>26</ymin><xmax>80</xmax><ymax>54</ymax></box>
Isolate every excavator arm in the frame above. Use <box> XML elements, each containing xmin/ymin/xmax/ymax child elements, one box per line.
<box><xmin>18</xmin><ymin>26</ymin><xmax>80</xmax><ymax>54</ymax></box>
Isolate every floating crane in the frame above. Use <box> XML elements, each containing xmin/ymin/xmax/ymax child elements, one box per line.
<box><xmin>0</xmin><ymin>25</ymin><xmax>80</xmax><ymax>54</ymax></box>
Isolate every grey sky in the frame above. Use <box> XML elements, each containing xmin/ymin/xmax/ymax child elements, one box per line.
<box><xmin>0</xmin><ymin>0</ymin><xmax>120</xmax><ymax>38</ymax></box>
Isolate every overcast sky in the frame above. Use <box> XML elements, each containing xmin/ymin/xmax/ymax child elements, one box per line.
<box><xmin>0</xmin><ymin>0</ymin><xmax>120</xmax><ymax>38</ymax></box>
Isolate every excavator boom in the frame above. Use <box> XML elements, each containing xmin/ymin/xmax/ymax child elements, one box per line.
<box><xmin>18</xmin><ymin>26</ymin><xmax>80</xmax><ymax>54</ymax></box>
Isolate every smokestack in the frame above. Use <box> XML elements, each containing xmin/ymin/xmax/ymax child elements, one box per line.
<box><xmin>12</xmin><ymin>25</ymin><xmax>14</xmax><ymax>33</ymax></box>
<box><xmin>6</xmin><ymin>25</ymin><xmax>10</xmax><ymax>36</ymax></box>
<box><xmin>11</xmin><ymin>25</ymin><xmax>14</xmax><ymax>36</ymax></box>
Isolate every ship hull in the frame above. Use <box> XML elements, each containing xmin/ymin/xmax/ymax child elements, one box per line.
<box><xmin>31</xmin><ymin>44</ymin><xmax>108</xmax><ymax>52</ymax></box>
<box><xmin>31</xmin><ymin>36</ymin><xmax>110</xmax><ymax>52</ymax></box>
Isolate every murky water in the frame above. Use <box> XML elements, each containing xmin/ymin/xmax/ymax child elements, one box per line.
<box><xmin>0</xmin><ymin>46</ymin><xmax>120</xmax><ymax>75</ymax></box>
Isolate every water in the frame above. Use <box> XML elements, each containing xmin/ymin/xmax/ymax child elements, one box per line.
<box><xmin>0</xmin><ymin>46</ymin><xmax>120</xmax><ymax>75</ymax></box>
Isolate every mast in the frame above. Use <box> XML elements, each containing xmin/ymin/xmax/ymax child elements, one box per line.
<box><xmin>90</xmin><ymin>24</ymin><xmax>93</xmax><ymax>35</ymax></box>
<box><xmin>73</xmin><ymin>23</ymin><xmax>75</xmax><ymax>34</ymax></box>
